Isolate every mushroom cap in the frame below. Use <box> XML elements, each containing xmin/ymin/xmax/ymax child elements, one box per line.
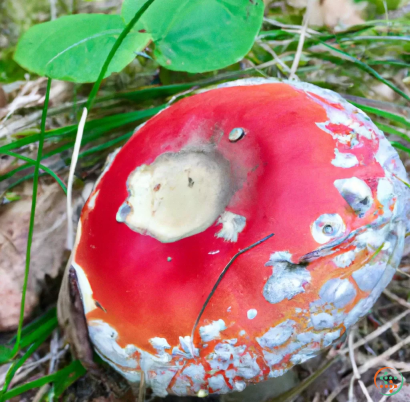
<box><xmin>72</xmin><ymin>79</ymin><xmax>409</xmax><ymax>396</ymax></box>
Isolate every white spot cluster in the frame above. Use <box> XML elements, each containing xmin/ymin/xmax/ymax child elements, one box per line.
<box><xmin>88</xmin><ymin>319</ymin><xmax>210</xmax><ymax>397</ymax></box>
<box><xmin>172</xmin><ymin>364</ymin><xmax>206</xmax><ymax>395</ymax></box>
<box><xmin>318</xmin><ymin>278</ymin><xmax>356</xmax><ymax>308</ymax></box>
<box><xmin>256</xmin><ymin>320</ymin><xmax>295</xmax><ymax>349</ymax></box>
<box><xmin>199</xmin><ymin>319</ymin><xmax>226</xmax><ymax>342</ymax></box>
<box><xmin>206</xmin><ymin>341</ymin><xmax>261</xmax><ymax>383</ymax></box>
<box><xmin>333</xmin><ymin>250</ymin><xmax>355</xmax><ymax>268</ymax></box>
<box><xmin>263</xmin><ymin>252</ymin><xmax>311</xmax><ymax>304</ymax></box>
<box><xmin>215</xmin><ymin>211</ymin><xmax>246</xmax><ymax>242</ymax></box>
<box><xmin>352</xmin><ymin>262</ymin><xmax>386</xmax><ymax>292</ymax></box>
<box><xmin>331</xmin><ymin>148</ymin><xmax>359</xmax><ymax>168</ymax></box>
<box><xmin>255</xmin><ymin>319</ymin><xmax>341</xmax><ymax>373</ymax></box>
<box><xmin>172</xmin><ymin>336</ymin><xmax>199</xmax><ymax>359</ymax></box>
<box><xmin>88</xmin><ymin>314</ymin><xmax>337</xmax><ymax>397</ymax></box>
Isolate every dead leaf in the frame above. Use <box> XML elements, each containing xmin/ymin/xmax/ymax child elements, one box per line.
<box><xmin>0</xmin><ymin>182</ymin><xmax>73</xmax><ymax>331</ymax></box>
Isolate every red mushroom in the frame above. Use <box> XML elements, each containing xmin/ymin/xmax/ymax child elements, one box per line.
<box><xmin>58</xmin><ymin>79</ymin><xmax>410</xmax><ymax>397</ymax></box>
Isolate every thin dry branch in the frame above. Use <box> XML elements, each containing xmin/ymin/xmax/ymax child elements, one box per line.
<box><xmin>383</xmin><ymin>289</ymin><xmax>410</xmax><ymax>309</ymax></box>
<box><xmin>348</xmin><ymin>330</ymin><xmax>374</xmax><ymax>402</ymax></box>
<box><xmin>289</xmin><ymin>0</ymin><xmax>313</xmax><ymax>80</ymax></box>
<box><xmin>257</xmin><ymin>41</ymin><xmax>291</xmax><ymax>76</ymax></box>
<box><xmin>358</xmin><ymin>334</ymin><xmax>410</xmax><ymax>375</ymax></box>
<box><xmin>339</xmin><ymin>308</ymin><xmax>410</xmax><ymax>355</ymax></box>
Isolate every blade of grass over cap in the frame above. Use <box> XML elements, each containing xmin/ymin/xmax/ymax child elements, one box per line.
<box><xmin>349</xmin><ymin>102</ymin><xmax>410</xmax><ymax>129</ymax></box>
<box><xmin>375</xmin><ymin>123</ymin><xmax>410</xmax><ymax>143</ymax></box>
<box><xmin>390</xmin><ymin>141</ymin><xmax>410</xmax><ymax>154</ymax></box>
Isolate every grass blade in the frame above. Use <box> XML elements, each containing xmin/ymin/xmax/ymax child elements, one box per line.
<box><xmin>390</xmin><ymin>141</ymin><xmax>410</xmax><ymax>154</ymax></box>
<box><xmin>2</xmin><ymin>152</ymin><xmax>67</xmax><ymax>194</ymax></box>
<box><xmin>10</xmin><ymin>77</ymin><xmax>52</xmax><ymax>359</ymax></box>
<box><xmin>8</xmin><ymin>308</ymin><xmax>57</xmax><ymax>346</ymax></box>
<box><xmin>0</xmin><ymin>331</ymin><xmax>53</xmax><ymax>398</ymax></box>
<box><xmin>0</xmin><ymin>360</ymin><xmax>86</xmax><ymax>401</ymax></box>
<box><xmin>349</xmin><ymin>102</ymin><xmax>410</xmax><ymax>128</ymax></box>
<box><xmin>319</xmin><ymin>41</ymin><xmax>410</xmax><ymax>103</ymax></box>
<box><xmin>0</xmin><ymin>107</ymin><xmax>164</xmax><ymax>154</ymax></box>
<box><xmin>0</xmin><ymin>106</ymin><xmax>164</xmax><ymax>184</ymax></box>
<box><xmin>375</xmin><ymin>123</ymin><xmax>410</xmax><ymax>143</ymax></box>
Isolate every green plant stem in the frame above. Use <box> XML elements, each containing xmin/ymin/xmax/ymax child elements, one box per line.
<box><xmin>2</xmin><ymin>151</ymin><xmax>67</xmax><ymax>194</ymax></box>
<box><xmin>86</xmin><ymin>0</ymin><xmax>157</xmax><ymax>110</ymax></box>
<box><xmin>11</xmin><ymin>77</ymin><xmax>52</xmax><ymax>359</ymax></box>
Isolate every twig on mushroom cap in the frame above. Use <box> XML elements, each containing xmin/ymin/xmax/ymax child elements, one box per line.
<box><xmin>190</xmin><ymin>233</ymin><xmax>274</xmax><ymax>351</ymax></box>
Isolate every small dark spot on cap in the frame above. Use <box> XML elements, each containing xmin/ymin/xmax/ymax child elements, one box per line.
<box><xmin>188</xmin><ymin>177</ymin><xmax>194</xmax><ymax>188</ymax></box>
<box><xmin>154</xmin><ymin>183</ymin><xmax>161</xmax><ymax>192</ymax></box>
<box><xmin>95</xmin><ymin>301</ymin><xmax>107</xmax><ymax>313</ymax></box>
